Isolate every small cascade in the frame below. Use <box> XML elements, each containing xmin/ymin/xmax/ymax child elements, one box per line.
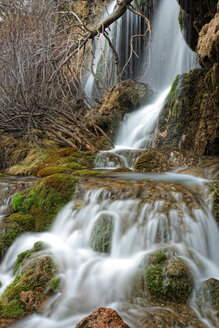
<box><xmin>94</xmin><ymin>0</ymin><xmax>198</xmax><ymax>170</ymax></box>
<box><xmin>0</xmin><ymin>181</ymin><xmax>13</xmax><ymax>221</ymax></box>
<box><xmin>95</xmin><ymin>87</ymin><xmax>171</xmax><ymax>169</ymax></box>
<box><xmin>0</xmin><ymin>175</ymin><xmax>218</xmax><ymax>327</ymax></box>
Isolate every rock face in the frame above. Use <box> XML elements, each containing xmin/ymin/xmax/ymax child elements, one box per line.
<box><xmin>87</xmin><ymin>80</ymin><xmax>155</xmax><ymax>143</ymax></box>
<box><xmin>197</xmin><ymin>4</ymin><xmax>219</xmax><ymax>109</ymax></box>
<box><xmin>75</xmin><ymin>307</ymin><xmax>129</xmax><ymax>328</ymax></box>
<box><xmin>177</xmin><ymin>0</ymin><xmax>218</xmax><ymax>50</ymax></box>
<box><xmin>155</xmin><ymin>69</ymin><xmax>219</xmax><ymax>156</ymax></box>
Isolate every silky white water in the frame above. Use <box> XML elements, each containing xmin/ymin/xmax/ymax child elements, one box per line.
<box><xmin>95</xmin><ymin>0</ymin><xmax>198</xmax><ymax>169</ymax></box>
<box><xmin>144</xmin><ymin>0</ymin><xmax>198</xmax><ymax>91</ymax></box>
<box><xmin>0</xmin><ymin>0</ymin><xmax>218</xmax><ymax>327</ymax></box>
<box><xmin>0</xmin><ymin>174</ymin><xmax>219</xmax><ymax>327</ymax></box>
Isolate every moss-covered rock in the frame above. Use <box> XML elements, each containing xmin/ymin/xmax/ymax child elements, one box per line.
<box><xmin>130</xmin><ymin>251</ymin><xmax>193</xmax><ymax>304</ymax></box>
<box><xmin>155</xmin><ymin>69</ymin><xmax>219</xmax><ymax>156</ymax></box>
<box><xmin>89</xmin><ymin>213</ymin><xmax>114</xmax><ymax>253</ymax></box>
<box><xmin>196</xmin><ymin>278</ymin><xmax>219</xmax><ymax>323</ymax></box>
<box><xmin>134</xmin><ymin>147</ymin><xmax>199</xmax><ymax>173</ymax></box>
<box><xmin>0</xmin><ymin>174</ymin><xmax>77</xmax><ymax>258</ymax></box>
<box><xmin>145</xmin><ymin>252</ymin><xmax>193</xmax><ymax>302</ymax></box>
<box><xmin>0</xmin><ymin>243</ymin><xmax>57</xmax><ymax>319</ymax></box>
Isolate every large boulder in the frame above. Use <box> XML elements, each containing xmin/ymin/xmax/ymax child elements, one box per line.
<box><xmin>155</xmin><ymin>69</ymin><xmax>219</xmax><ymax>156</ymax></box>
<box><xmin>75</xmin><ymin>307</ymin><xmax>129</xmax><ymax>328</ymax></box>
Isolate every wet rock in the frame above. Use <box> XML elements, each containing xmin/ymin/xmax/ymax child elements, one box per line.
<box><xmin>155</xmin><ymin>69</ymin><xmax>219</xmax><ymax>156</ymax></box>
<box><xmin>87</xmin><ymin>80</ymin><xmax>155</xmax><ymax>144</ymax></box>
<box><xmin>195</xmin><ymin>278</ymin><xmax>219</xmax><ymax>324</ymax></box>
<box><xmin>20</xmin><ymin>291</ymin><xmax>42</xmax><ymax>310</ymax></box>
<box><xmin>0</xmin><ymin>244</ymin><xmax>57</xmax><ymax>319</ymax></box>
<box><xmin>90</xmin><ymin>214</ymin><xmax>114</xmax><ymax>253</ymax></box>
<box><xmin>133</xmin><ymin>251</ymin><xmax>193</xmax><ymax>303</ymax></box>
<box><xmin>134</xmin><ymin>147</ymin><xmax>199</xmax><ymax>173</ymax></box>
<box><xmin>135</xmin><ymin>303</ymin><xmax>207</xmax><ymax>328</ymax></box>
<box><xmin>75</xmin><ymin>307</ymin><xmax>129</xmax><ymax>328</ymax></box>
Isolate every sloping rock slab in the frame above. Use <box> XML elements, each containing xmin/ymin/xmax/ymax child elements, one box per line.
<box><xmin>76</xmin><ymin>307</ymin><xmax>129</xmax><ymax>328</ymax></box>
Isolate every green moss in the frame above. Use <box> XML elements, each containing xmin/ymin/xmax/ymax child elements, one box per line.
<box><xmin>37</xmin><ymin>166</ymin><xmax>68</xmax><ymax>177</ymax></box>
<box><xmin>145</xmin><ymin>256</ymin><xmax>193</xmax><ymax>302</ymax></box>
<box><xmin>72</xmin><ymin>169</ymin><xmax>102</xmax><ymax>177</ymax></box>
<box><xmin>50</xmin><ymin>277</ymin><xmax>61</xmax><ymax>290</ymax></box>
<box><xmin>0</xmin><ymin>255</ymin><xmax>56</xmax><ymax>319</ymax></box>
<box><xmin>11</xmin><ymin>174</ymin><xmax>77</xmax><ymax>232</ymax></box>
<box><xmin>13</xmin><ymin>241</ymin><xmax>46</xmax><ymax>275</ymax></box>
<box><xmin>89</xmin><ymin>214</ymin><xmax>114</xmax><ymax>253</ymax></box>
<box><xmin>10</xmin><ymin>214</ymin><xmax>34</xmax><ymax>231</ymax></box>
<box><xmin>11</xmin><ymin>193</ymin><xmax>25</xmax><ymax>212</ymax></box>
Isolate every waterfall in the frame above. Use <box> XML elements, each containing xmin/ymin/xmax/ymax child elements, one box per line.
<box><xmin>84</xmin><ymin>0</ymin><xmax>148</xmax><ymax>99</ymax></box>
<box><xmin>144</xmin><ymin>0</ymin><xmax>197</xmax><ymax>91</ymax></box>
<box><xmin>0</xmin><ymin>1</ymin><xmax>218</xmax><ymax>328</ymax></box>
<box><xmin>95</xmin><ymin>0</ymin><xmax>198</xmax><ymax>169</ymax></box>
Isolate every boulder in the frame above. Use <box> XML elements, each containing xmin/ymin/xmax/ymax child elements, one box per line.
<box><xmin>75</xmin><ymin>307</ymin><xmax>129</xmax><ymax>328</ymax></box>
<box><xmin>144</xmin><ymin>252</ymin><xmax>193</xmax><ymax>303</ymax></box>
<box><xmin>155</xmin><ymin>69</ymin><xmax>219</xmax><ymax>156</ymax></box>
<box><xmin>195</xmin><ymin>278</ymin><xmax>219</xmax><ymax>324</ymax></box>
<box><xmin>89</xmin><ymin>213</ymin><xmax>114</xmax><ymax>253</ymax></box>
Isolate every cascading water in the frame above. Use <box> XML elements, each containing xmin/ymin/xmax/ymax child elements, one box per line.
<box><xmin>0</xmin><ymin>1</ymin><xmax>218</xmax><ymax>328</ymax></box>
<box><xmin>84</xmin><ymin>0</ymin><xmax>148</xmax><ymax>100</ymax></box>
<box><xmin>0</xmin><ymin>175</ymin><xmax>218</xmax><ymax>327</ymax></box>
<box><xmin>95</xmin><ymin>0</ymin><xmax>198</xmax><ymax>170</ymax></box>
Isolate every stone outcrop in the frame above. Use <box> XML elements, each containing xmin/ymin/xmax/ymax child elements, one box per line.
<box><xmin>197</xmin><ymin>4</ymin><xmax>219</xmax><ymax>109</ymax></box>
<box><xmin>76</xmin><ymin>307</ymin><xmax>129</xmax><ymax>328</ymax></box>
<box><xmin>177</xmin><ymin>0</ymin><xmax>218</xmax><ymax>50</ymax></box>
<box><xmin>155</xmin><ymin>69</ymin><xmax>219</xmax><ymax>156</ymax></box>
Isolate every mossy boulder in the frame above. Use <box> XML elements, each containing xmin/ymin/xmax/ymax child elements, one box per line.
<box><xmin>155</xmin><ymin>69</ymin><xmax>219</xmax><ymax>156</ymax></box>
<box><xmin>0</xmin><ymin>243</ymin><xmax>57</xmax><ymax>319</ymax></box>
<box><xmin>87</xmin><ymin>80</ymin><xmax>155</xmax><ymax>143</ymax></box>
<box><xmin>131</xmin><ymin>251</ymin><xmax>193</xmax><ymax>304</ymax></box>
<box><xmin>196</xmin><ymin>278</ymin><xmax>219</xmax><ymax>322</ymax></box>
<box><xmin>0</xmin><ymin>174</ymin><xmax>77</xmax><ymax>257</ymax></box>
<box><xmin>89</xmin><ymin>213</ymin><xmax>114</xmax><ymax>253</ymax></box>
<box><xmin>134</xmin><ymin>147</ymin><xmax>199</xmax><ymax>173</ymax></box>
<box><xmin>145</xmin><ymin>252</ymin><xmax>193</xmax><ymax>302</ymax></box>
